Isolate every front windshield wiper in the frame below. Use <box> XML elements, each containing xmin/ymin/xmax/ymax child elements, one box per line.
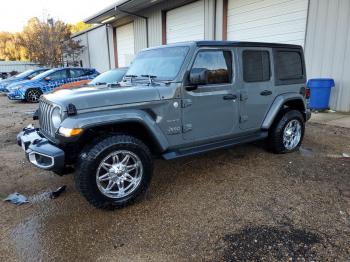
<box><xmin>141</xmin><ymin>75</ymin><xmax>157</xmax><ymax>85</ymax></box>
<box><xmin>125</xmin><ymin>74</ymin><xmax>138</xmax><ymax>84</ymax></box>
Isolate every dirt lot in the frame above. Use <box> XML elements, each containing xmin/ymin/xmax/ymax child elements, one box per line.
<box><xmin>0</xmin><ymin>95</ymin><xmax>349</xmax><ymax>261</ymax></box>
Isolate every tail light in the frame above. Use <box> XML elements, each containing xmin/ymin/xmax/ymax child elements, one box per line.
<box><xmin>305</xmin><ymin>88</ymin><xmax>310</xmax><ymax>99</ymax></box>
<box><xmin>300</xmin><ymin>87</ymin><xmax>310</xmax><ymax>99</ymax></box>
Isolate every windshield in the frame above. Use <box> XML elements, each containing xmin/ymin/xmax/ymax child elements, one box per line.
<box><xmin>32</xmin><ymin>68</ymin><xmax>57</xmax><ymax>80</ymax></box>
<box><xmin>126</xmin><ymin>46</ymin><xmax>189</xmax><ymax>81</ymax></box>
<box><xmin>14</xmin><ymin>70</ymin><xmax>34</xmax><ymax>79</ymax></box>
<box><xmin>89</xmin><ymin>69</ymin><xmax>127</xmax><ymax>85</ymax></box>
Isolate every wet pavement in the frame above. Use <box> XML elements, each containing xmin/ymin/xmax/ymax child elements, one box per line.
<box><xmin>0</xmin><ymin>96</ymin><xmax>349</xmax><ymax>261</ymax></box>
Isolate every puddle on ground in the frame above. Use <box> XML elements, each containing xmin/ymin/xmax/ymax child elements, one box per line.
<box><xmin>220</xmin><ymin>225</ymin><xmax>323</xmax><ymax>261</ymax></box>
<box><xmin>299</xmin><ymin>146</ymin><xmax>314</xmax><ymax>157</ymax></box>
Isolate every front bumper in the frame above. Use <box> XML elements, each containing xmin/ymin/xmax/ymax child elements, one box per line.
<box><xmin>17</xmin><ymin>126</ymin><xmax>65</xmax><ymax>171</ymax></box>
<box><xmin>8</xmin><ymin>91</ymin><xmax>24</xmax><ymax>100</ymax></box>
<box><xmin>0</xmin><ymin>87</ymin><xmax>9</xmax><ymax>94</ymax></box>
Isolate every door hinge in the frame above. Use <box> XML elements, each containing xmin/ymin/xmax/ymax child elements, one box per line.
<box><xmin>182</xmin><ymin>123</ymin><xmax>192</xmax><ymax>133</ymax></box>
<box><xmin>181</xmin><ymin>99</ymin><xmax>192</xmax><ymax>108</ymax></box>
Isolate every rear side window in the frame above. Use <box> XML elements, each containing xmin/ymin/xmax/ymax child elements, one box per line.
<box><xmin>276</xmin><ymin>51</ymin><xmax>303</xmax><ymax>80</ymax></box>
<box><xmin>84</xmin><ymin>69</ymin><xmax>95</xmax><ymax>76</ymax></box>
<box><xmin>243</xmin><ymin>50</ymin><xmax>270</xmax><ymax>82</ymax></box>
<box><xmin>192</xmin><ymin>50</ymin><xmax>232</xmax><ymax>84</ymax></box>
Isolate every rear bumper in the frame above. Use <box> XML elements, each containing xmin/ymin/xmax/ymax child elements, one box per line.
<box><xmin>17</xmin><ymin>126</ymin><xmax>65</xmax><ymax>171</ymax></box>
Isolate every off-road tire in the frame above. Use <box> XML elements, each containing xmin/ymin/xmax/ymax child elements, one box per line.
<box><xmin>268</xmin><ymin>109</ymin><xmax>305</xmax><ymax>154</ymax></box>
<box><xmin>25</xmin><ymin>88</ymin><xmax>42</xmax><ymax>103</ymax></box>
<box><xmin>75</xmin><ymin>134</ymin><xmax>153</xmax><ymax>210</ymax></box>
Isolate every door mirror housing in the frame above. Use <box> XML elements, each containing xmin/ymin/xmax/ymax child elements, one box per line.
<box><xmin>189</xmin><ymin>68</ymin><xmax>208</xmax><ymax>86</ymax></box>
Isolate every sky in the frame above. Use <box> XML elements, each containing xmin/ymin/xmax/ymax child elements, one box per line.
<box><xmin>0</xmin><ymin>0</ymin><xmax>118</xmax><ymax>32</ymax></box>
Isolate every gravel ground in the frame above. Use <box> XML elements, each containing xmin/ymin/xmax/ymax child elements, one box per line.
<box><xmin>0</xmin><ymin>95</ymin><xmax>349</xmax><ymax>262</ymax></box>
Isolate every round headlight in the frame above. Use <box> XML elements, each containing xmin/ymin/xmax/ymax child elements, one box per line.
<box><xmin>52</xmin><ymin>107</ymin><xmax>62</xmax><ymax>129</ymax></box>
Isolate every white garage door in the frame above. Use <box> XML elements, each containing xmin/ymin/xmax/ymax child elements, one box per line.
<box><xmin>166</xmin><ymin>0</ymin><xmax>205</xmax><ymax>44</ymax></box>
<box><xmin>227</xmin><ymin>0</ymin><xmax>309</xmax><ymax>46</ymax></box>
<box><xmin>116</xmin><ymin>23</ymin><xmax>135</xmax><ymax>67</ymax></box>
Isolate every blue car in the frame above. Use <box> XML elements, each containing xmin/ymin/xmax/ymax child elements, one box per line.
<box><xmin>0</xmin><ymin>68</ymin><xmax>49</xmax><ymax>93</ymax></box>
<box><xmin>7</xmin><ymin>67</ymin><xmax>99</xmax><ymax>102</ymax></box>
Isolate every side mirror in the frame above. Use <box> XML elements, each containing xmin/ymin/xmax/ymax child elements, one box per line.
<box><xmin>189</xmin><ymin>68</ymin><xmax>208</xmax><ymax>86</ymax></box>
<box><xmin>44</xmin><ymin>76</ymin><xmax>51</xmax><ymax>81</ymax></box>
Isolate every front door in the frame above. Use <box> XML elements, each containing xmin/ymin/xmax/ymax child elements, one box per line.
<box><xmin>182</xmin><ymin>49</ymin><xmax>238</xmax><ymax>141</ymax></box>
<box><xmin>45</xmin><ymin>69</ymin><xmax>69</xmax><ymax>92</ymax></box>
<box><xmin>238</xmin><ymin>48</ymin><xmax>275</xmax><ymax>130</ymax></box>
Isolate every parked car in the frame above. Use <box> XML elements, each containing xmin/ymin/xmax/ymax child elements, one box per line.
<box><xmin>17</xmin><ymin>41</ymin><xmax>311</xmax><ymax>209</ymax></box>
<box><xmin>53</xmin><ymin>68</ymin><xmax>128</xmax><ymax>91</ymax></box>
<box><xmin>7</xmin><ymin>67</ymin><xmax>99</xmax><ymax>102</ymax></box>
<box><xmin>0</xmin><ymin>68</ymin><xmax>49</xmax><ymax>93</ymax></box>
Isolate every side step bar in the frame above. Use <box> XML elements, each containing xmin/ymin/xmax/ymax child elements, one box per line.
<box><xmin>162</xmin><ymin>132</ymin><xmax>268</xmax><ymax>160</ymax></box>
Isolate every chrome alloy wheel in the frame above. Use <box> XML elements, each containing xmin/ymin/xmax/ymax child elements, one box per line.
<box><xmin>26</xmin><ymin>89</ymin><xmax>42</xmax><ymax>103</ymax></box>
<box><xmin>283</xmin><ymin>119</ymin><xmax>302</xmax><ymax>150</ymax></box>
<box><xmin>96</xmin><ymin>150</ymin><xmax>143</xmax><ymax>199</ymax></box>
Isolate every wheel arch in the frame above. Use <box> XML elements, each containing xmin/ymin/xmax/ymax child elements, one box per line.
<box><xmin>262</xmin><ymin>94</ymin><xmax>306</xmax><ymax>130</ymax></box>
<box><xmin>61</xmin><ymin>110</ymin><xmax>169</xmax><ymax>155</ymax></box>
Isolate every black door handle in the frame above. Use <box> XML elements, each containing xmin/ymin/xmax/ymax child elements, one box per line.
<box><xmin>223</xmin><ymin>94</ymin><xmax>237</xmax><ymax>100</ymax></box>
<box><xmin>260</xmin><ymin>90</ymin><xmax>272</xmax><ymax>96</ymax></box>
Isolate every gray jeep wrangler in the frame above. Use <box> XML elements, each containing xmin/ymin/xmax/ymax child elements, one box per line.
<box><xmin>17</xmin><ymin>41</ymin><xmax>311</xmax><ymax>209</ymax></box>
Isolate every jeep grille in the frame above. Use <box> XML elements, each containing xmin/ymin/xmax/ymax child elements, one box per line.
<box><xmin>39</xmin><ymin>99</ymin><xmax>55</xmax><ymax>137</ymax></box>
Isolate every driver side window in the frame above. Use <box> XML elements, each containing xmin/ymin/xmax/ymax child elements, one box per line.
<box><xmin>49</xmin><ymin>70</ymin><xmax>68</xmax><ymax>81</ymax></box>
<box><xmin>192</xmin><ymin>50</ymin><xmax>232</xmax><ymax>84</ymax></box>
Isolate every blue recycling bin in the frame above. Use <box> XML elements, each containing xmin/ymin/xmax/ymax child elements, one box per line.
<box><xmin>307</xmin><ymin>78</ymin><xmax>335</xmax><ymax>110</ymax></box>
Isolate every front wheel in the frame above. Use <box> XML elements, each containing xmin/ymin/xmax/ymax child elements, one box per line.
<box><xmin>25</xmin><ymin>88</ymin><xmax>42</xmax><ymax>103</ymax></box>
<box><xmin>75</xmin><ymin>134</ymin><xmax>153</xmax><ymax>210</ymax></box>
<box><xmin>268</xmin><ymin>109</ymin><xmax>305</xmax><ymax>153</ymax></box>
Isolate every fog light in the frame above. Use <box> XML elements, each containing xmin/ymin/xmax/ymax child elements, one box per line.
<box><xmin>59</xmin><ymin>127</ymin><xmax>83</xmax><ymax>137</ymax></box>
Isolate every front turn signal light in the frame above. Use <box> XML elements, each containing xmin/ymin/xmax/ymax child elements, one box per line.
<box><xmin>59</xmin><ymin>127</ymin><xmax>83</xmax><ymax>137</ymax></box>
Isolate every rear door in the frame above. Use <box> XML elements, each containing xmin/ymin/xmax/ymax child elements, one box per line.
<box><xmin>182</xmin><ymin>48</ymin><xmax>239</xmax><ymax>141</ymax></box>
<box><xmin>238</xmin><ymin>48</ymin><xmax>275</xmax><ymax>130</ymax></box>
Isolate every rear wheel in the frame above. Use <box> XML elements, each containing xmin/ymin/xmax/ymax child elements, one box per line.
<box><xmin>268</xmin><ymin>109</ymin><xmax>305</xmax><ymax>153</ymax></box>
<box><xmin>75</xmin><ymin>134</ymin><xmax>153</xmax><ymax>210</ymax></box>
<box><xmin>25</xmin><ymin>88</ymin><xmax>42</xmax><ymax>103</ymax></box>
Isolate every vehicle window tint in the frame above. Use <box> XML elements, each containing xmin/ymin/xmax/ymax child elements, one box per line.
<box><xmin>192</xmin><ymin>50</ymin><xmax>232</xmax><ymax>84</ymax></box>
<box><xmin>28</xmin><ymin>70</ymin><xmax>45</xmax><ymax>79</ymax></box>
<box><xmin>84</xmin><ymin>69</ymin><xmax>95</xmax><ymax>76</ymax></box>
<box><xmin>70</xmin><ymin>69</ymin><xmax>85</xmax><ymax>78</ymax></box>
<box><xmin>243</xmin><ymin>50</ymin><xmax>270</xmax><ymax>82</ymax></box>
<box><xmin>49</xmin><ymin>70</ymin><xmax>67</xmax><ymax>80</ymax></box>
<box><xmin>276</xmin><ymin>51</ymin><xmax>303</xmax><ymax>80</ymax></box>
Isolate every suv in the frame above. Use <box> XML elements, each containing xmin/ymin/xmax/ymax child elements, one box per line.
<box><xmin>17</xmin><ymin>41</ymin><xmax>311</xmax><ymax>209</ymax></box>
<box><xmin>7</xmin><ymin>67</ymin><xmax>99</xmax><ymax>102</ymax></box>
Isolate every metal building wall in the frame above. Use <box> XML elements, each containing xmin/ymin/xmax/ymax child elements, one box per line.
<box><xmin>72</xmin><ymin>25</ymin><xmax>112</xmax><ymax>73</ymax></box>
<box><xmin>305</xmin><ymin>0</ymin><xmax>350</xmax><ymax>112</ymax></box>
<box><xmin>141</xmin><ymin>0</ymin><xmax>218</xmax><ymax>48</ymax></box>
<box><xmin>0</xmin><ymin>61</ymin><xmax>39</xmax><ymax>73</ymax></box>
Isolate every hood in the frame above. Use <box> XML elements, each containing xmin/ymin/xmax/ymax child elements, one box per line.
<box><xmin>6</xmin><ymin>79</ymin><xmax>33</xmax><ymax>90</ymax></box>
<box><xmin>43</xmin><ymin>84</ymin><xmax>161</xmax><ymax>111</ymax></box>
<box><xmin>0</xmin><ymin>77</ymin><xmax>24</xmax><ymax>88</ymax></box>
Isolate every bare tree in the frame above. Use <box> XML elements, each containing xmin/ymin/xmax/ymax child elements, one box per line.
<box><xmin>61</xmin><ymin>39</ymin><xmax>85</xmax><ymax>67</ymax></box>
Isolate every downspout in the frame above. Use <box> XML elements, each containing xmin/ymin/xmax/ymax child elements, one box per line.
<box><xmin>115</xmin><ymin>6</ymin><xmax>149</xmax><ymax>48</ymax></box>
<box><xmin>105</xmin><ymin>24</ymin><xmax>112</xmax><ymax>69</ymax></box>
